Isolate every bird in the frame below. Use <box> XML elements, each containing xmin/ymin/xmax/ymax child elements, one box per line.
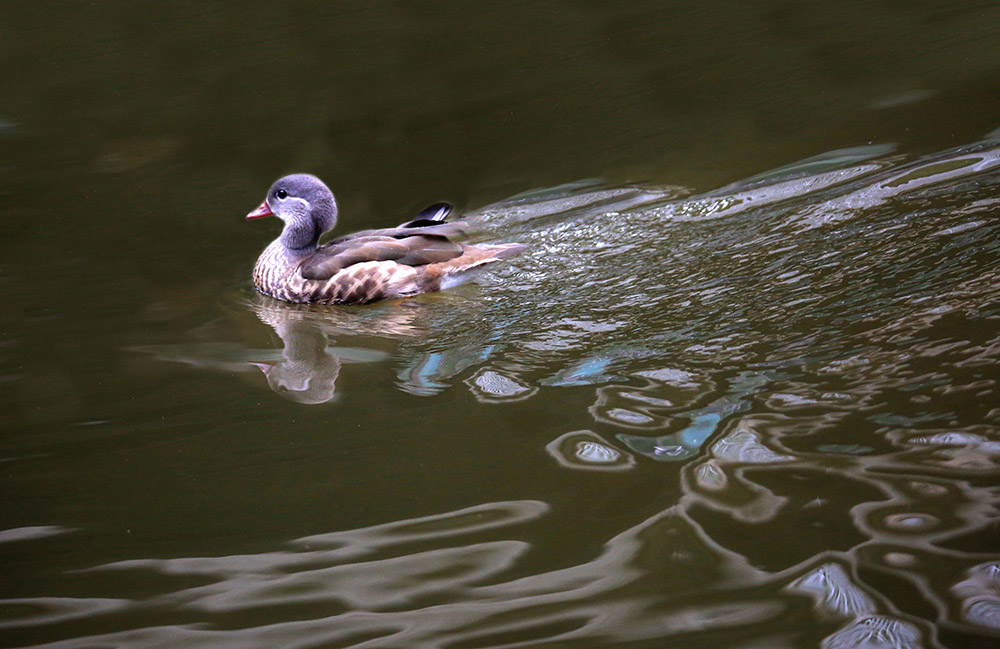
<box><xmin>247</xmin><ymin>174</ymin><xmax>525</xmax><ymax>305</ymax></box>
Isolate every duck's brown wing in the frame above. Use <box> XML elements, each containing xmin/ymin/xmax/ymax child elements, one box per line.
<box><xmin>299</xmin><ymin>234</ymin><xmax>464</xmax><ymax>281</ymax></box>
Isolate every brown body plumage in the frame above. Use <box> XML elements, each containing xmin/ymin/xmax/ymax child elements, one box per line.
<box><xmin>247</xmin><ymin>174</ymin><xmax>524</xmax><ymax>305</ymax></box>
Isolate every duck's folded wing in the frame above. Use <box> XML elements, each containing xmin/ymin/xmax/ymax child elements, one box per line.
<box><xmin>300</xmin><ymin>235</ymin><xmax>464</xmax><ymax>280</ymax></box>
<box><xmin>329</xmin><ymin>221</ymin><xmax>469</xmax><ymax>244</ymax></box>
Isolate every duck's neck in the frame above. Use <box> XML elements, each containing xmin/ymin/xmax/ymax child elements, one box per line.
<box><xmin>279</xmin><ymin>219</ymin><xmax>320</xmax><ymax>252</ymax></box>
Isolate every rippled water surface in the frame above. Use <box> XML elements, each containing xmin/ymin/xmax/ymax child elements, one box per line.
<box><xmin>4</xmin><ymin>3</ymin><xmax>1000</xmax><ymax>648</ymax></box>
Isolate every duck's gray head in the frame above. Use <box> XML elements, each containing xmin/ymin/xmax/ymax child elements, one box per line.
<box><xmin>247</xmin><ymin>173</ymin><xmax>338</xmax><ymax>249</ymax></box>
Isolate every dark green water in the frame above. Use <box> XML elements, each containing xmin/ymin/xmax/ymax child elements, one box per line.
<box><xmin>3</xmin><ymin>3</ymin><xmax>1000</xmax><ymax>648</ymax></box>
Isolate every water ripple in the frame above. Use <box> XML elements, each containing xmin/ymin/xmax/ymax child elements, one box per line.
<box><xmin>105</xmin><ymin>133</ymin><xmax>1000</xmax><ymax>647</ymax></box>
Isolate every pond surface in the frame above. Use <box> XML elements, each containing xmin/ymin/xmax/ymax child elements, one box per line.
<box><xmin>3</xmin><ymin>3</ymin><xmax>1000</xmax><ymax>648</ymax></box>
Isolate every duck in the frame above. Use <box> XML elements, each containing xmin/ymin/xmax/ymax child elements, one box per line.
<box><xmin>247</xmin><ymin>174</ymin><xmax>525</xmax><ymax>305</ymax></box>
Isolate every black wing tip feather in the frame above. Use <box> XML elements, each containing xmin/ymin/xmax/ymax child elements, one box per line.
<box><xmin>409</xmin><ymin>202</ymin><xmax>453</xmax><ymax>225</ymax></box>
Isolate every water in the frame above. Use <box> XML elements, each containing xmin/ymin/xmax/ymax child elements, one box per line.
<box><xmin>3</xmin><ymin>3</ymin><xmax>1000</xmax><ymax>648</ymax></box>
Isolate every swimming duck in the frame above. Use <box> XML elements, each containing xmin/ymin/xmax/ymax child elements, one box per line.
<box><xmin>247</xmin><ymin>174</ymin><xmax>525</xmax><ymax>305</ymax></box>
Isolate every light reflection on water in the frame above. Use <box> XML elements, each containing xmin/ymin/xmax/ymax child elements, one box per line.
<box><xmin>6</xmin><ymin>133</ymin><xmax>1000</xmax><ymax>647</ymax></box>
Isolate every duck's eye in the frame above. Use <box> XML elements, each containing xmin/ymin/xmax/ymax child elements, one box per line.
<box><xmin>275</xmin><ymin>189</ymin><xmax>288</xmax><ymax>199</ymax></box>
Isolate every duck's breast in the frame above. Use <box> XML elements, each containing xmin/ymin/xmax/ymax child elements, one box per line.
<box><xmin>253</xmin><ymin>243</ymin><xmax>303</xmax><ymax>302</ymax></box>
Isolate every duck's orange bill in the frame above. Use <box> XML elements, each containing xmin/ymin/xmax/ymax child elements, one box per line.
<box><xmin>246</xmin><ymin>201</ymin><xmax>274</xmax><ymax>219</ymax></box>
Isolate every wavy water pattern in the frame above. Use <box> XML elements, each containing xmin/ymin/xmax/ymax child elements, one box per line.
<box><xmin>55</xmin><ymin>133</ymin><xmax>1000</xmax><ymax>647</ymax></box>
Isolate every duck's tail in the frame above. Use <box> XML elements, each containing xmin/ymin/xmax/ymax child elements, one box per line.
<box><xmin>420</xmin><ymin>243</ymin><xmax>527</xmax><ymax>292</ymax></box>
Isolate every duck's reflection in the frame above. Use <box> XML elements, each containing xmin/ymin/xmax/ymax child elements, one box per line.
<box><xmin>248</xmin><ymin>295</ymin><xmax>422</xmax><ymax>404</ymax></box>
<box><xmin>248</xmin><ymin>292</ymin><xmax>503</xmax><ymax>402</ymax></box>
<box><xmin>250</xmin><ymin>310</ymin><xmax>342</xmax><ymax>404</ymax></box>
